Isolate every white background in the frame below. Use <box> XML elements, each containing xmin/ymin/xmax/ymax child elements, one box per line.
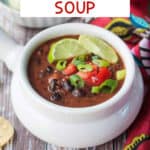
<box><xmin>21</xmin><ymin>0</ymin><xmax>130</xmax><ymax>17</ymax></box>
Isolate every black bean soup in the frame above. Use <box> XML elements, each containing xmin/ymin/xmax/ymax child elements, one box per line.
<box><xmin>28</xmin><ymin>35</ymin><xmax>125</xmax><ymax>107</ymax></box>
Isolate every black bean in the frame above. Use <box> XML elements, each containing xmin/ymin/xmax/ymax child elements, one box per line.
<box><xmin>50</xmin><ymin>92</ymin><xmax>62</xmax><ymax>101</ymax></box>
<box><xmin>48</xmin><ymin>79</ymin><xmax>58</xmax><ymax>91</ymax></box>
<box><xmin>46</xmin><ymin>66</ymin><xmax>53</xmax><ymax>73</ymax></box>
<box><xmin>62</xmin><ymin>79</ymin><xmax>73</xmax><ymax>91</ymax></box>
<box><xmin>72</xmin><ymin>89</ymin><xmax>85</xmax><ymax>97</ymax></box>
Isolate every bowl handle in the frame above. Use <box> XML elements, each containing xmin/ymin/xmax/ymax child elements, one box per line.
<box><xmin>0</xmin><ymin>30</ymin><xmax>23</xmax><ymax>72</ymax></box>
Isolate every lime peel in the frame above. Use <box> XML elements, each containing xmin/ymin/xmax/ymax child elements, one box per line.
<box><xmin>48</xmin><ymin>38</ymin><xmax>89</xmax><ymax>63</ymax></box>
<box><xmin>79</xmin><ymin>35</ymin><xmax>118</xmax><ymax>64</ymax></box>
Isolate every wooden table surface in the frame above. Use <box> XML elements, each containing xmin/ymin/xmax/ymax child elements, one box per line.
<box><xmin>0</xmin><ymin>61</ymin><xmax>126</xmax><ymax>150</ymax></box>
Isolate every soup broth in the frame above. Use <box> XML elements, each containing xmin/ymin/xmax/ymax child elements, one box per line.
<box><xmin>28</xmin><ymin>35</ymin><xmax>125</xmax><ymax>107</ymax></box>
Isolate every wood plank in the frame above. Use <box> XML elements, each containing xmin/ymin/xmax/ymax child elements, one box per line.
<box><xmin>0</xmin><ymin>62</ymin><xmax>47</xmax><ymax>150</ymax></box>
<box><xmin>113</xmin><ymin>134</ymin><xmax>126</xmax><ymax>150</ymax></box>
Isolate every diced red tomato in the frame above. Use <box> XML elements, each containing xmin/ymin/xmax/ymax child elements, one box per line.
<box><xmin>77</xmin><ymin>71</ymin><xmax>94</xmax><ymax>80</ymax></box>
<box><xmin>77</xmin><ymin>67</ymin><xmax>111</xmax><ymax>86</ymax></box>
<box><xmin>63</xmin><ymin>63</ymin><xmax>77</xmax><ymax>75</ymax></box>
<box><xmin>97</xmin><ymin>67</ymin><xmax>111</xmax><ymax>84</ymax></box>
<box><xmin>77</xmin><ymin>64</ymin><xmax>98</xmax><ymax>79</ymax></box>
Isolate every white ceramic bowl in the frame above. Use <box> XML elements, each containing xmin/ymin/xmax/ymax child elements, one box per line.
<box><xmin>8</xmin><ymin>23</ymin><xmax>144</xmax><ymax>148</ymax></box>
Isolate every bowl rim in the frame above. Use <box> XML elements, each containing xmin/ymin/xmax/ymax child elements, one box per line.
<box><xmin>19</xmin><ymin>23</ymin><xmax>136</xmax><ymax>114</ymax></box>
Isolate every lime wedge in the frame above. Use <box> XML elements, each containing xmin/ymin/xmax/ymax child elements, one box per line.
<box><xmin>48</xmin><ymin>38</ymin><xmax>88</xmax><ymax>63</ymax></box>
<box><xmin>79</xmin><ymin>35</ymin><xmax>118</xmax><ymax>63</ymax></box>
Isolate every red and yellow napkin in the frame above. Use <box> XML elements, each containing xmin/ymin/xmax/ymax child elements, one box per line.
<box><xmin>90</xmin><ymin>0</ymin><xmax>150</xmax><ymax>149</ymax></box>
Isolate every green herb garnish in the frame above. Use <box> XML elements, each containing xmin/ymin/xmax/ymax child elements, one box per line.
<box><xmin>69</xmin><ymin>75</ymin><xmax>84</xmax><ymax>89</ymax></box>
<box><xmin>56</xmin><ymin>60</ymin><xmax>67</xmax><ymax>71</ymax></box>
<box><xmin>72</xmin><ymin>55</ymin><xmax>86</xmax><ymax>66</ymax></box>
<box><xmin>77</xmin><ymin>64</ymin><xmax>93</xmax><ymax>72</ymax></box>
<box><xmin>91</xmin><ymin>79</ymin><xmax>118</xmax><ymax>94</ymax></box>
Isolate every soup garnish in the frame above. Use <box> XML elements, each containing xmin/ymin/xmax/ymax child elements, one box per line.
<box><xmin>28</xmin><ymin>35</ymin><xmax>126</xmax><ymax>107</ymax></box>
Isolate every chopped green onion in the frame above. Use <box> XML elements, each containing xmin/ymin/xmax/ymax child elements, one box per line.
<box><xmin>99</xmin><ymin>79</ymin><xmax>118</xmax><ymax>93</ymax></box>
<box><xmin>92</xmin><ymin>55</ymin><xmax>100</xmax><ymax>60</ymax></box>
<box><xmin>116</xmin><ymin>69</ymin><xmax>126</xmax><ymax>80</ymax></box>
<box><xmin>92</xmin><ymin>59</ymin><xmax>110</xmax><ymax>67</ymax></box>
<box><xmin>91</xmin><ymin>86</ymin><xmax>100</xmax><ymax>94</ymax></box>
<box><xmin>77</xmin><ymin>55</ymin><xmax>86</xmax><ymax>61</ymax></box>
<box><xmin>56</xmin><ymin>60</ymin><xmax>67</xmax><ymax>71</ymax></box>
<box><xmin>91</xmin><ymin>79</ymin><xmax>118</xmax><ymax>94</ymax></box>
<box><xmin>72</xmin><ymin>60</ymin><xmax>85</xmax><ymax>66</ymax></box>
<box><xmin>77</xmin><ymin>64</ymin><xmax>93</xmax><ymax>72</ymax></box>
<box><xmin>72</xmin><ymin>55</ymin><xmax>86</xmax><ymax>66</ymax></box>
<box><xmin>69</xmin><ymin>75</ymin><xmax>84</xmax><ymax>89</ymax></box>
